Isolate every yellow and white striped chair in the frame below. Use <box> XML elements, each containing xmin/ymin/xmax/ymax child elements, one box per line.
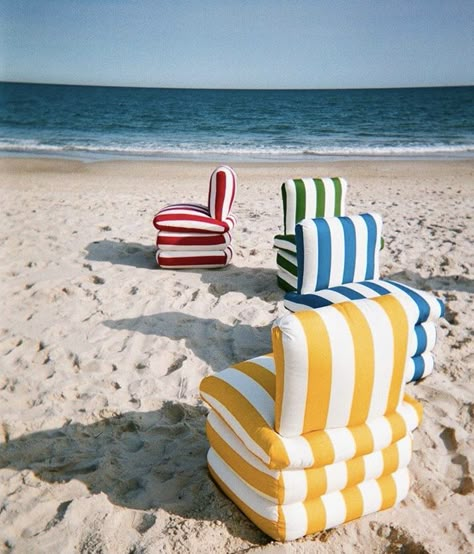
<box><xmin>200</xmin><ymin>295</ymin><xmax>422</xmax><ymax>541</ymax></box>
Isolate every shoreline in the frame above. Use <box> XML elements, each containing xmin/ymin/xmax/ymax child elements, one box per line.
<box><xmin>1</xmin><ymin>156</ymin><xmax>473</xmax><ymax>553</ymax></box>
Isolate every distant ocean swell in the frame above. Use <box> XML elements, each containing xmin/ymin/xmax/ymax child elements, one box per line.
<box><xmin>1</xmin><ymin>138</ymin><xmax>473</xmax><ymax>161</ymax></box>
<box><xmin>1</xmin><ymin>82</ymin><xmax>473</xmax><ymax>161</ymax></box>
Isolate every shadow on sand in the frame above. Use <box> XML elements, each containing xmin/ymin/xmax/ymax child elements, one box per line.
<box><xmin>0</xmin><ymin>401</ymin><xmax>268</xmax><ymax>544</ymax></box>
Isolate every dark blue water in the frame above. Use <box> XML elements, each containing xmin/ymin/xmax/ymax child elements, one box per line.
<box><xmin>0</xmin><ymin>82</ymin><xmax>473</xmax><ymax>160</ymax></box>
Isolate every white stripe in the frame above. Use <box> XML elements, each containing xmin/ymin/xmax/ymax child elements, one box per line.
<box><xmin>423</xmin><ymin>322</ymin><xmax>437</xmax><ymax>352</ymax></box>
<box><xmin>359</xmin><ymin>478</ymin><xmax>382</xmax><ymax>515</ymax></box>
<box><xmin>398</xmin><ymin>400</ymin><xmax>420</xmax><ymax>432</ymax></box>
<box><xmin>277</xmin><ymin>249</ymin><xmax>298</xmax><ymax>266</ymax></box>
<box><xmin>300</xmin><ymin>219</ymin><xmax>319</xmax><ymax>294</ymax></box>
<box><xmin>366</xmin><ymin>416</ymin><xmax>393</xmax><ymax>451</ymax></box>
<box><xmin>207</xmin><ymin>412</ymin><xmax>276</xmax><ymax>477</ymax></box>
<box><xmin>249</xmin><ymin>355</ymin><xmax>276</xmax><ymax>374</ymax></box>
<box><xmin>344</xmin><ymin>281</ymin><xmax>382</xmax><ymax>298</ymax></box>
<box><xmin>354</xmin><ymin>299</ymin><xmax>397</xmax><ymax>419</ymax></box>
<box><xmin>364</xmin><ymin>450</ymin><xmax>385</xmax><ymax>481</ymax></box>
<box><xmin>393</xmin><ymin>467</ymin><xmax>410</xmax><ymax>504</ymax></box>
<box><xmin>277</xmin><ymin>268</ymin><xmax>298</xmax><ymax>290</ymax></box>
<box><xmin>323</xmin><ymin>308</ymin><xmax>356</xmax><ymax>428</ymax></box>
<box><xmin>352</xmin><ymin>215</ymin><xmax>369</xmax><ymax>281</ymax></box>
<box><xmin>201</xmin><ymin>393</ymin><xmax>271</xmax><ymax>465</ymax></box>
<box><xmin>281</xmin><ymin>503</ymin><xmax>308</xmax><ymax>541</ymax></box>
<box><xmin>322</xmin><ymin>177</ymin><xmax>336</xmax><ymax>217</ymax></box>
<box><xmin>321</xmin><ymin>490</ymin><xmax>347</xmax><ymax>528</ymax></box>
<box><xmin>326</xmin><ymin>427</ymin><xmax>357</xmax><ymax>463</ymax></box>
<box><xmin>373</xmin><ymin>214</ymin><xmax>382</xmax><ymax>278</ymax></box>
<box><xmin>327</xmin><ymin>218</ymin><xmax>346</xmax><ymax>287</ymax></box>
<box><xmin>303</xmin><ymin>178</ymin><xmax>317</xmax><ymax>219</ymax></box>
<box><xmin>207</xmin><ymin>449</ymin><xmax>279</xmax><ymax>521</ymax></box>
<box><xmin>277</xmin><ymin>315</ymin><xmax>309</xmax><ymax>437</ymax></box>
<box><xmin>281</xmin><ymin>470</ymin><xmax>308</xmax><ymax>505</ymax></box>
<box><xmin>215</xmin><ymin>369</ymin><xmax>274</xmax><ymax>426</ymax></box>
<box><xmin>397</xmin><ymin>435</ymin><xmax>413</xmax><ymax>469</ymax></box>
<box><xmin>285</xmin><ymin>180</ymin><xmax>297</xmax><ymax>235</ymax></box>
<box><xmin>339</xmin><ymin>178</ymin><xmax>348</xmax><ymax>216</ymax></box>
<box><xmin>325</xmin><ymin>460</ymin><xmax>348</xmax><ymax>493</ymax></box>
<box><xmin>274</xmin><ymin>237</ymin><xmax>297</xmax><ymax>253</ymax></box>
<box><xmin>279</xmin><ymin>434</ymin><xmax>315</xmax><ymax>468</ymax></box>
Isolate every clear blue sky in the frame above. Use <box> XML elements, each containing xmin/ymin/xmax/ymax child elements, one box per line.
<box><xmin>1</xmin><ymin>0</ymin><xmax>473</xmax><ymax>89</ymax></box>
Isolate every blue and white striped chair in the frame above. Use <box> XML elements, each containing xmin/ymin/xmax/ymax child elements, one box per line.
<box><xmin>283</xmin><ymin>213</ymin><xmax>444</xmax><ymax>382</ymax></box>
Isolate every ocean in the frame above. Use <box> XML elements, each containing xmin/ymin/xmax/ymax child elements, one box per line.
<box><xmin>0</xmin><ymin>82</ymin><xmax>473</xmax><ymax>161</ymax></box>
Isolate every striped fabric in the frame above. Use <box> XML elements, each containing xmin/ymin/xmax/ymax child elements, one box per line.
<box><xmin>156</xmin><ymin>230</ymin><xmax>232</xmax><ymax>251</ymax></box>
<box><xmin>208</xmin><ymin>165</ymin><xmax>237</xmax><ymax>221</ymax></box>
<box><xmin>208</xmin><ymin>450</ymin><xmax>410</xmax><ymax>542</ymax></box>
<box><xmin>284</xmin><ymin>279</ymin><xmax>445</xmax><ymax>323</ymax></box>
<box><xmin>272</xmin><ymin>296</ymin><xmax>415</xmax><ymax>437</ymax></box>
<box><xmin>207</xmin><ymin>411</ymin><xmax>412</xmax><ymax>505</ymax></box>
<box><xmin>276</xmin><ymin>251</ymin><xmax>298</xmax><ymax>292</ymax></box>
<box><xmin>153</xmin><ymin>203</ymin><xmax>236</xmax><ymax>233</ymax></box>
<box><xmin>156</xmin><ymin>246</ymin><xmax>233</xmax><ymax>269</ymax></box>
<box><xmin>296</xmin><ymin>213</ymin><xmax>383</xmax><ymax>294</ymax></box>
<box><xmin>200</xmin><ymin>353</ymin><xmax>422</xmax><ymax>471</ymax></box>
<box><xmin>281</xmin><ymin>178</ymin><xmax>347</xmax><ymax>236</ymax></box>
<box><xmin>274</xmin><ymin>234</ymin><xmax>297</xmax><ymax>254</ymax></box>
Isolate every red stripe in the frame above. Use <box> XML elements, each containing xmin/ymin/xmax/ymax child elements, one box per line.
<box><xmin>157</xmin><ymin>254</ymin><xmax>229</xmax><ymax>267</ymax></box>
<box><xmin>154</xmin><ymin>213</ymin><xmax>230</xmax><ymax>232</ymax></box>
<box><xmin>157</xmin><ymin>234</ymin><xmax>227</xmax><ymax>247</ymax></box>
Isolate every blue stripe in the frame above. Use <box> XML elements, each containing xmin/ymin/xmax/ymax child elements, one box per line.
<box><xmin>411</xmin><ymin>355</ymin><xmax>426</xmax><ymax>381</ymax></box>
<box><xmin>340</xmin><ymin>217</ymin><xmax>356</xmax><ymax>283</ymax></box>
<box><xmin>295</xmin><ymin>223</ymin><xmax>305</xmax><ymax>293</ymax></box>
<box><xmin>330</xmin><ymin>285</ymin><xmax>366</xmax><ymax>301</ymax></box>
<box><xmin>357</xmin><ymin>280</ymin><xmax>391</xmax><ymax>296</ymax></box>
<box><xmin>362</xmin><ymin>213</ymin><xmax>378</xmax><ymax>279</ymax></box>
<box><xmin>414</xmin><ymin>324</ymin><xmax>427</xmax><ymax>356</ymax></box>
<box><xmin>284</xmin><ymin>292</ymin><xmax>333</xmax><ymax>309</ymax></box>
<box><xmin>315</xmin><ymin>218</ymin><xmax>332</xmax><ymax>291</ymax></box>
<box><xmin>385</xmin><ymin>280</ymin><xmax>431</xmax><ymax>323</ymax></box>
<box><xmin>437</xmin><ymin>298</ymin><xmax>446</xmax><ymax>318</ymax></box>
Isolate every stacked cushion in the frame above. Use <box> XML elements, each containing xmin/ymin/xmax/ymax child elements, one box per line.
<box><xmin>274</xmin><ymin>178</ymin><xmax>348</xmax><ymax>291</ymax></box>
<box><xmin>153</xmin><ymin>166</ymin><xmax>236</xmax><ymax>268</ymax></box>
<box><xmin>283</xmin><ymin>214</ymin><xmax>445</xmax><ymax>382</ymax></box>
<box><xmin>200</xmin><ymin>296</ymin><xmax>422</xmax><ymax>541</ymax></box>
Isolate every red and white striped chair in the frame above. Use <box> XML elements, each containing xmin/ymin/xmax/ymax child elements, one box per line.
<box><xmin>153</xmin><ymin>166</ymin><xmax>237</xmax><ymax>268</ymax></box>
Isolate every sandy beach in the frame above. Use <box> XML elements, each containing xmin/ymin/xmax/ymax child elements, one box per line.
<box><xmin>0</xmin><ymin>156</ymin><xmax>473</xmax><ymax>553</ymax></box>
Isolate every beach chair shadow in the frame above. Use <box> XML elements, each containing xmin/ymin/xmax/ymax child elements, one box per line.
<box><xmin>84</xmin><ymin>239</ymin><xmax>157</xmax><ymax>269</ymax></box>
<box><xmin>0</xmin><ymin>402</ymin><xmax>269</xmax><ymax>545</ymax></box>
<box><xmin>103</xmin><ymin>312</ymin><xmax>273</xmax><ymax>372</ymax></box>
<box><xmin>386</xmin><ymin>269</ymin><xmax>473</xmax><ymax>294</ymax></box>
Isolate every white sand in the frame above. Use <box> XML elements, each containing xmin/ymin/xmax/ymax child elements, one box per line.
<box><xmin>0</xmin><ymin>157</ymin><xmax>473</xmax><ymax>553</ymax></box>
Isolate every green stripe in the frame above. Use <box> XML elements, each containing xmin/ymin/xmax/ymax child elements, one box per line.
<box><xmin>277</xmin><ymin>275</ymin><xmax>297</xmax><ymax>292</ymax></box>
<box><xmin>332</xmin><ymin>177</ymin><xmax>343</xmax><ymax>216</ymax></box>
<box><xmin>293</xmin><ymin>179</ymin><xmax>307</xmax><ymax>226</ymax></box>
<box><xmin>276</xmin><ymin>253</ymin><xmax>298</xmax><ymax>276</ymax></box>
<box><xmin>314</xmin><ymin>178</ymin><xmax>326</xmax><ymax>216</ymax></box>
<box><xmin>281</xmin><ymin>182</ymin><xmax>288</xmax><ymax>234</ymax></box>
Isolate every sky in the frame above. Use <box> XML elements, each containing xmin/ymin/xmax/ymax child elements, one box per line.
<box><xmin>1</xmin><ymin>0</ymin><xmax>473</xmax><ymax>89</ymax></box>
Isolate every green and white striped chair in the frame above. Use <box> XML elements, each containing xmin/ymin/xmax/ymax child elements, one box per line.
<box><xmin>274</xmin><ymin>177</ymin><xmax>348</xmax><ymax>291</ymax></box>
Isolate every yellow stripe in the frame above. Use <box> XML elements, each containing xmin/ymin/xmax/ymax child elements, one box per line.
<box><xmin>388</xmin><ymin>412</ymin><xmax>408</xmax><ymax>444</ymax></box>
<box><xmin>350</xmin><ymin>423</ymin><xmax>375</xmax><ymax>458</ymax></box>
<box><xmin>306</xmin><ymin>466</ymin><xmax>328</xmax><ymax>500</ymax></box>
<box><xmin>333</xmin><ymin>302</ymin><xmax>374</xmax><ymax>426</ymax></box>
<box><xmin>208</xmin><ymin>465</ymin><xmax>284</xmax><ymax>541</ymax></box>
<box><xmin>403</xmin><ymin>393</ymin><xmax>423</xmax><ymax>424</ymax></box>
<box><xmin>377</xmin><ymin>295</ymin><xmax>409</xmax><ymax>413</ymax></box>
<box><xmin>206</xmin><ymin>420</ymin><xmax>280</xmax><ymax>502</ymax></box>
<box><xmin>345</xmin><ymin>455</ymin><xmax>366</xmax><ymax>489</ymax></box>
<box><xmin>306</xmin><ymin>430</ymin><xmax>336</xmax><ymax>468</ymax></box>
<box><xmin>341</xmin><ymin>485</ymin><xmax>364</xmax><ymax>523</ymax></box>
<box><xmin>200</xmin><ymin>376</ymin><xmax>290</xmax><ymax>469</ymax></box>
<box><xmin>381</xmin><ymin>440</ymin><xmax>400</xmax><ymax>476</ymax></box>
<box><xmin>272</xmin><ymin>326</ymin><xmax>285</xmax><ymax>434</ymax></box>
<box><xmin>378</xmin><ymin>473</ymin><xmax>398</xmax><ymax>511</ymax></box>
<box><xmin>304</xmin><ymin>495</ymin><xmax>326</xmax><ymax>536</ymax></box>
<box><xmin>232</xmin><ymin>359</ymin><xmax>275</xmax><ymax>399</ymax></box>
<box><xmin>297</xmin><ymin>310</ymin><xmax>333</xmax><ymax>433</ymax></box>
